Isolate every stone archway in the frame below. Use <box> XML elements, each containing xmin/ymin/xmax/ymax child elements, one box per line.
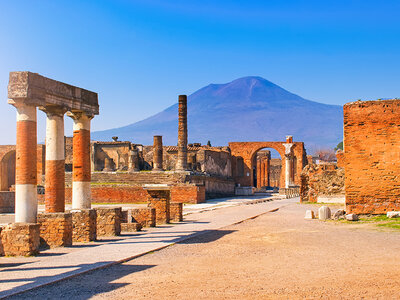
<box><xmin>229</xmin><ymin>137</ymin><xmax>307</xmax><ymax>188</ymax></box>
<box><xmin>0</xmin><ymin>150</ymin><xmax>16</xmax><ymax>191</ymax></box>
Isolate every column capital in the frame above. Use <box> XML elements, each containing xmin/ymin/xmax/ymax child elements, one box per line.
<box><xmin>66</xmin><ymin>111</ymin><xmax>94</xmax><ymax>121</ymax></box>
<box><xmin>283</xmin><ymin>143</ymin><xmax>294</xmax><ymax>156</ymax></box>
<box><xmin>39</xmin><ymin>105</ymin><xmax>67</xmax><ymax>117</ymax></box>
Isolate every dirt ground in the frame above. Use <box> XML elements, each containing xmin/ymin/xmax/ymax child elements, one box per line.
<box><xmin>11</xmin><ymin>202</ymin><xmax>400</xmax><ymax>299</ymax></box>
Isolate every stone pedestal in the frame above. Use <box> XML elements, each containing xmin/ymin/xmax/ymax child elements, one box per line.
<box><xmin>129</xmin><ymin>208</ymin><xmax>156</xmax><ymax>227</ymax></box>
<box><xmin>170</xmin><ymin>202</ymin><xmax>183</xmax><ymax>222</ymax></box>
<box><xmin>37</xmin><ymin>213</ymin><xmax>72</xmax><ymax>248</ymax></box>
<box><xmin>318</xmin><ymin>206</ymin><xmax>331</xmax><ymax>220</ymax></box>
<box><xmin>71</xmin><ymin>209</ymin><xmax>97</xmax><ymax>242</ymax></box>
<box><xmin>121</xmin><ymin>222</ymin><xmax>142</xmax><ymax>232</ymax></box>
<box><xmin>0</xmin><ymin>223</ymin><xmax>40</xmax><ymax>256</ymax></box>
<box><xmin>96</xmin><ymin>207</ymin><xmax>122</xmax><ymax>236</ymax></box>
<box><xmin>148</xmin><ymin>199</ymin><xmax>170</xmax><ymax>225</ymax></box>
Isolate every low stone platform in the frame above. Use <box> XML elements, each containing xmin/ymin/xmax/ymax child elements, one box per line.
<box><xmin>96</xmin><ymin>207</ymin><xmax>122</xmax><ymax>236</ymax></box>
<box><xmin>170</xmin><ymin>202</ymin><xmax>183</xmax><ymax>222</ymax></box>
<box><xmin>0</xmin><ymin>223</ymin><xmax>40</xmax><ymax>256</ymax></box>
<box><xmin>121</xmin><ymin>222</ymin><xmax>142</xmax><ymax>232</ymax></box>
<box><xmin>71</xmin><ymin>209</ymin><xmax>97</xmax><ymax>242</ymax></box>
<box><xmin>37</xmin><ymin>212</ymin><xmax>73</xmax><ymax>248</ymax></box>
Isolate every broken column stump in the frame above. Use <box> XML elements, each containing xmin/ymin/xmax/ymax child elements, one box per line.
<box><xmin>148</xmin><ymin>198</ymin><xmax>170</xmax><ymax>225</ymax></box>
<box><xmin>71</xmin><ymin>209</ymin><xmax>97</xmax><ymax>242</ymax></box>
<box><xmin>96</xmin><ymin>207</ymin><xmax>122</xmax><ymax>236</ymax></box>
<box><xmin>37</xmin><ymin>212</ymin><xmax>73</xmax><ymax>248</ymax></box>
<box><xmin>170</xmin><ymin>202</ymin><xmax>183</xmax><ymax>222</ymax></box>
<box><xmin>0</xmin><ymin>223</ymin><xmax>40</xmax><ymax>256</ymax></box>
<box><xmin>129</xmin><ymin>208</ymin><xmax>156</xmax><ymax>227</ymax></box>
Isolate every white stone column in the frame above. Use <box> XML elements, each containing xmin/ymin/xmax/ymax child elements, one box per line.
<box><xmin>283</xmin><ymin>142</ymin><xmax>294</xmax><ymax>188</ymax></box>
<box><xmin>13</xmin><ymin>102</ymin><xmax>38</xmax><ymax>223</ymax></box>
<box><xmin>67</xmin><ymin>112</ymin><xmax>92</xmax><ymax>209</ymax></box>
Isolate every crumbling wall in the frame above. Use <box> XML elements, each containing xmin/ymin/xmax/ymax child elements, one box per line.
<box><xmin>344</xmin><ymin>99</ymin><xmax>400</xmax><ymax>214</ymax></box>
<box><xmin>300</xmin><ymin>163</ymin><xmax>344</xmax><ymax>203</ymax></box>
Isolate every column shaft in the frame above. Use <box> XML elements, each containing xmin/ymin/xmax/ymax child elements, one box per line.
<box><xmin>44</xmin><ymin>111</ymin><xmax>65</xmax><ymax>212</ymax></box>
<box><xmin>153</xmin><ymin>135</ymin><xmax>163</xmax><ymax>171</ymax></box>
<box><xmin>71</xmin><ymin>115</ymin><xmax>91</xmax><ymax>209</ymax></box>
<box><xmin>15</xmin><ymin>104</ymin><xmax>38</xmax><ymax>223</ymax></box>
<box><xmin>176</xmin><ymin>95</ymin><xmax>188</xmax><ymax>171</ymax></box>
<box><xmin>285</xmin><ymin>155</ymin><xmax>292</xmax><ymax>188</ymax></box>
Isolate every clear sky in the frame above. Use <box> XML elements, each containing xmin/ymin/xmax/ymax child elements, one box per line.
<box><xmin>0</xmin><ymin>0</ymin><xmax>399</xmax><ymax>144</ymax></box>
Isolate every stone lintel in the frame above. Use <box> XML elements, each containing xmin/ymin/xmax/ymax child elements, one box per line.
<box><xmin>8</xmin><ymin>71</ymin><xmax>99</xmax><ymax>116</ymax></box>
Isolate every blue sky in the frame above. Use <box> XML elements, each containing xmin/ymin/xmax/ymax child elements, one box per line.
<box><xmin>0</xmin><ymin>0</ymin><xmax>399</xmax><ymax>144</ymax></box>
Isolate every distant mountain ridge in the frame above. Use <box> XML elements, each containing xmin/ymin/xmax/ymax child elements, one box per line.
<box><xmin>92</xmin><ymin>76</ymin><xmax>343</xmax><ymax>151</ymax></box>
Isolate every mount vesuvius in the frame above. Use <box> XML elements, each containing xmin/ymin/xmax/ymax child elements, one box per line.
<box><xmin>92</xmin><ymin>76</ymin><xmax>343</xmax><ymax>150</ymax></box>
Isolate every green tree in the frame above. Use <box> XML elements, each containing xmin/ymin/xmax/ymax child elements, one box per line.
<box><xmin>207</xmin><ymin>140</ymin><xmax>212</xmax><ymax>147</ymax></box>
<box><xmin>334</xmin><ymin>141</ymin><xmax>343</xmax><ymax>151</ymax></box>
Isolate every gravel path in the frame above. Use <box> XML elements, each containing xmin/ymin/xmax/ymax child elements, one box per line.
<box><xmin>10</xmin><ymin>202</ymin><xmax>400</xmax><ymax>299</ymax></box>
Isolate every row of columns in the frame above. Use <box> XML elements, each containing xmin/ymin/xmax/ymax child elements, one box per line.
<box><xmin>12</xmin><ymin>100</ymin><xmax>93</xmax><ymax>223</ymax></box>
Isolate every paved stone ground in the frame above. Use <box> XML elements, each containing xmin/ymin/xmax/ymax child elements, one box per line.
<box><xmin>0</xmin><ymin>194</ymin><xmax>287</xmax><ymax>298</ymax></box>
<box><xmin>7</xmin><ymin>201</ymin><xmax>400</xmax><ymax>300</ymax></box>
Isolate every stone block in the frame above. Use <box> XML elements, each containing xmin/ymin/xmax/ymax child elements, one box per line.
<box><xmin>318</xmin><ymin>206</ymin><xmax>331</xmax><ymax>220</ymax></box>
<box><xmin>148</xmin><ymin>198</ymin><xmax>170</xmax><ymax>225</ymax></box>
<box><xmin>121</xmin><ymin>222</ymin><xmax>142</xmax><ymax>232</ymax></box>
<box><xmin>71</xmin><ymin>209</ymin><xmax>97</xmax><ymax>242</ymax></box>
<box><xmin>387</xmin><ymin>211</ymin><xmax>400</xmax><ymax>218</ymax></box>
<box><xmin>170</xmin><ymin>202</ymin><xmax>183</xmax><ymax>222</ymax></box>
<box><xmin>0</xmin><ymin>226</ymin><xmax>3</xmax><ymax>256</ymax></box>
<box><xmin>0</xmin><ymin>223</ymin><xmax>40</xmax><ymax>256</ymax></box>
<box><xmin>129</xmin><ymin>208</ymin><xmax>156</xmax><ymax>227</ymax></box>
<box><xmin>0</xmin><ymin>191</ymin><xmax>15</xmax><ymax>213</ymax></box>
<box><xmin>346</xmin><ymin>214</ymin><xmax>359</xmax><ymax>221</ymax></box>
<box><xmin>96</xmin><ymin>207</ymin><xmax>122</xmax><ymax>236</ymax></box>
<box><xmin>37</xmin><ymin>212</ymin><xmax>73</xmax><ymax>248</ymax></box>
<box><xmin>304</xmin><ymin>210</ymin><xmax>315</xmax><ymax>220</ymax></box>
<box><xmin>333</xmin><ymin>209</ymin><xmax>346</xmax><ymax>220</ymax></box>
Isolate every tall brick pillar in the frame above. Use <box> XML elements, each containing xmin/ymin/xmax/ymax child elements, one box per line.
<box><xmin>256</xmin><ymin>158</ymin><xmax>261</xmax><ymax>188</ymax></box>
<box><xmin>11</xmin><ymin>101</ymin><xmax>38</xmax><ymax>222</ymax></box>
<box><xmin>153</xmin><ymin>135</ymin><xmax>163</xmax><ymax>171</ymax></box>
<box><xmin>176</xmin><ymin>95</ymin><xmax>188</xmax><ymax>171</ymax></box>
<box><xmin>67</xmin><ymin>112</ymin><xmax>92</xmax><ymax>209</ymax></box>
<box><xmin>42</xmin><ymin>107</ymin><xmax>66</xmax><ymax>212</ymax></box>
<box><xmin>265</xmin><ymin>154</ymin><xmax>270</xmax><ymax>187</ymax></box>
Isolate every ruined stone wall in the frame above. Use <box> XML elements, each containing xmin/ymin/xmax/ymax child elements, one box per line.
<box><xmin>269</xmin><ymin>159</ymin><xmax>282</xmax><ymax>188</ymax></box>
<box><xmin>0</xmin><ymin>191</ymin><xmax>15</xmax><ymax>213</ymax></box>
<box><xmin>196</xmin><ymin>149</ymin><xmax>232</xmax><ymax>177</ymax></box>
<box><xmin>92</xmin><ymin>142</ymin><xmax>132</xmax><ymax>171</ymax></box>
<box><xmin>344</xmin><ymin>99</ymin><xmax>400</xmax><ymax>214</ymax></box>
<box><xmin>300</xmin><ymin>163</ymin><xmax>344</xmax><ymax>203</ymax></box>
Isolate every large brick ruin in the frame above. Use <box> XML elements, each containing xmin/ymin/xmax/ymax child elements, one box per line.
<box><xmin>343</xmin><ymin>99</ymin><xmax>400</xmax><ymax>214</ymax></box>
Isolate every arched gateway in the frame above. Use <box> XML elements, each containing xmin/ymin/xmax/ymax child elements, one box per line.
<box><xmin>229</xmin><ymin>136</ymin><xmax>307</xmax><ymax>188</ymax></box>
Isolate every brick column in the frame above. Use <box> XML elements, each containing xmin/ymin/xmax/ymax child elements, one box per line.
<box><xmin>68</xmin><ymin>112</ymin><xmax>92</xmax><ymax>209</ymax></box>
<box><xmin>265</xmin><ymin>155</ymin><xmax>270</xmax><ymax>187</ymax></box>
<box><xmin>256</xmin><ymin>158</ymin><xmax>261</xmax><ymax>188</ymax></box>
<box><xmin>42</xmin><ymin>107</ymin><xmax>65</xmax><ymax>212</ymax></box>
<box><xmin>176</xmin><ymin>95</ymin><xmax>188</xmax><ymax>171</ymax></box>
<box><xmin>12</xmin><ymin>101</ymin><xmax>38</xmax><ymax>223</ymax></box>
<box><xmin>153</xmin><ymin>135</ymin><xmax>163</xmax><ymax>171</ymax></box>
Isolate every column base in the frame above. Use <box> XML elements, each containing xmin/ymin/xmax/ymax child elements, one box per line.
<box><xmin>170</xmin><ymin>202</ymin><xmax>183</xmax><ymax>222</ymax></box>
<box><xmin>71</xmin><ymin>209</ymin><xmax>97</xmax><ymax>242</ymax></box>
<box><xmin>0</xmin><ymin>223</ymin><xmax>40</xmax><ymax>256</ymax></box>
<box><xmin>129</xmin><ymin>208</ymin><xmax>156</xmax><ymax>227</ymax></box>
<box><xmin>37</xmin><ymin>212</ymin><xmax>73</xmax><ymax>248</ymax></box>
<box><xmin>96</xmin><ymin>207</ymin><xmax>122</xmax><ymax>236</ymax></box>
<box><xmin>148</xmin><ymin>198</ymin><xmax>170</xmax><ymax>225</ymax></box>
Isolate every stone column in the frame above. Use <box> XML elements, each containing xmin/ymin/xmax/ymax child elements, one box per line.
<box><xmin>256</xmin><ymin>158</ymin><xmax>261</xmax><ymax>188</ymax></box>
<box><xmin>176</xmin><ymin>95</ymin><xmax>188</xmax><ymax>171</ymax></box>
<box><xmin>128</xmin><ymin>148</ymin><xmax>139</xmax><ymax>172</ymax></box>
<box><xmin>283</xmin><ymin>140</ymin><xmax>294</xmax><ymax>188</ymax></box>
<box><xmin>265</xmin><ymin>155</ymin><xmax>270</xmax><ymax>187</ymax></box>
<box><xmin>153</xmin><ymin>135</ymin><xmax>163</xmax><ymax>171</ymax></box>
<box><xmin>260</xmin><ymin>158</ymin><xmax>265</xmax><ymax>188</ymax></box>
<box><xmin>67</xmin><ymin>112</ymin><xmax>92</xmax><ymax>209</ymax></box>
<box><xmin>12</xmin><ymin>101</ymin><xmax>38</xmax><ymax>223</ymax></box>
<box><xmin>42</xmin><ymin>107</ymin><xmax>65</xmax><ymax>213</ymax></box>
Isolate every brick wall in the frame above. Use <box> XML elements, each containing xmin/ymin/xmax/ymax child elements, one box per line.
<box><xmin>344</xmin><ymin>99</ymin><xmax>400</xmax><ymax>214</ymax></box>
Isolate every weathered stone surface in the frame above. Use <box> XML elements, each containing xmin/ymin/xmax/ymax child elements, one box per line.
<box><xmin>71</xmin><ymin>209</ymin><xmax>97</xmax><ymax>242</ymax></box>
<box><xmin>304</xmin><ymin>210</ymin><xmax>315</xmax><ymax>220</ymax></box>
<box><xmin>346</xmin><ymin>214</ymin><xmax>359</xmax><ymax>221</ymax></box>
<box><xmin>0</xmin><ymin>191</ymin><xmax>15</xmax><ymax>213</ymax></box>
<box><xmin>300</xmin><ymin>163</ymin><xmax>344</xmax><ymax>203</ymax></box>
<box><xmin>37</xmin><ymin>212</ymin><xmax>72</xmax><ymax>248</ymax></box>
<box><xmin>387</xmin><ymin>211</ymin><xmax>400</xmax><ymax>218</ymax></box>
<box><xmin>318</xmin><ymin>206</ymin><xmax>331</xmax><ymax>220</ymax></box>
<box><xmin>333</xmin><ymin>209</ymin><xmax>346</xmax><ymax>220</ymax></box>
<box><xmin>129</xmin><ymin>208</ymin><xmax>156</xmax><ymax>227</ymax></box>
<box><xmin>121</xmin><ymin>222</ymin><xmax>142</xmax><ymax>232</ymax></box>
<box><xmin>148</xmin><ymin>198</ymin><xmax>170</xmax><ymax>225</ymax></box>
<box><xmin>0</xmin><ymin>223</ymin><xmax>40</xmax><ymax>256</ymax></box>
<box><xmin>0</xmin><ymin>226</ymin><xmax>4</xmax><ymax>255</ymax></box>
<box><xmin>96</xmin><ymin>207</ymin><xmax>122</xmax><ymax>236</ymax></box>
<box><xmin>170</xmin><ymin>202</ymin><xmax>183</xmax><ymax>222</ymax></box>
<box><xmin>344</xmin><ymin>99</ymin><xmax>400</xmax><ymax>214</ymax></box>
